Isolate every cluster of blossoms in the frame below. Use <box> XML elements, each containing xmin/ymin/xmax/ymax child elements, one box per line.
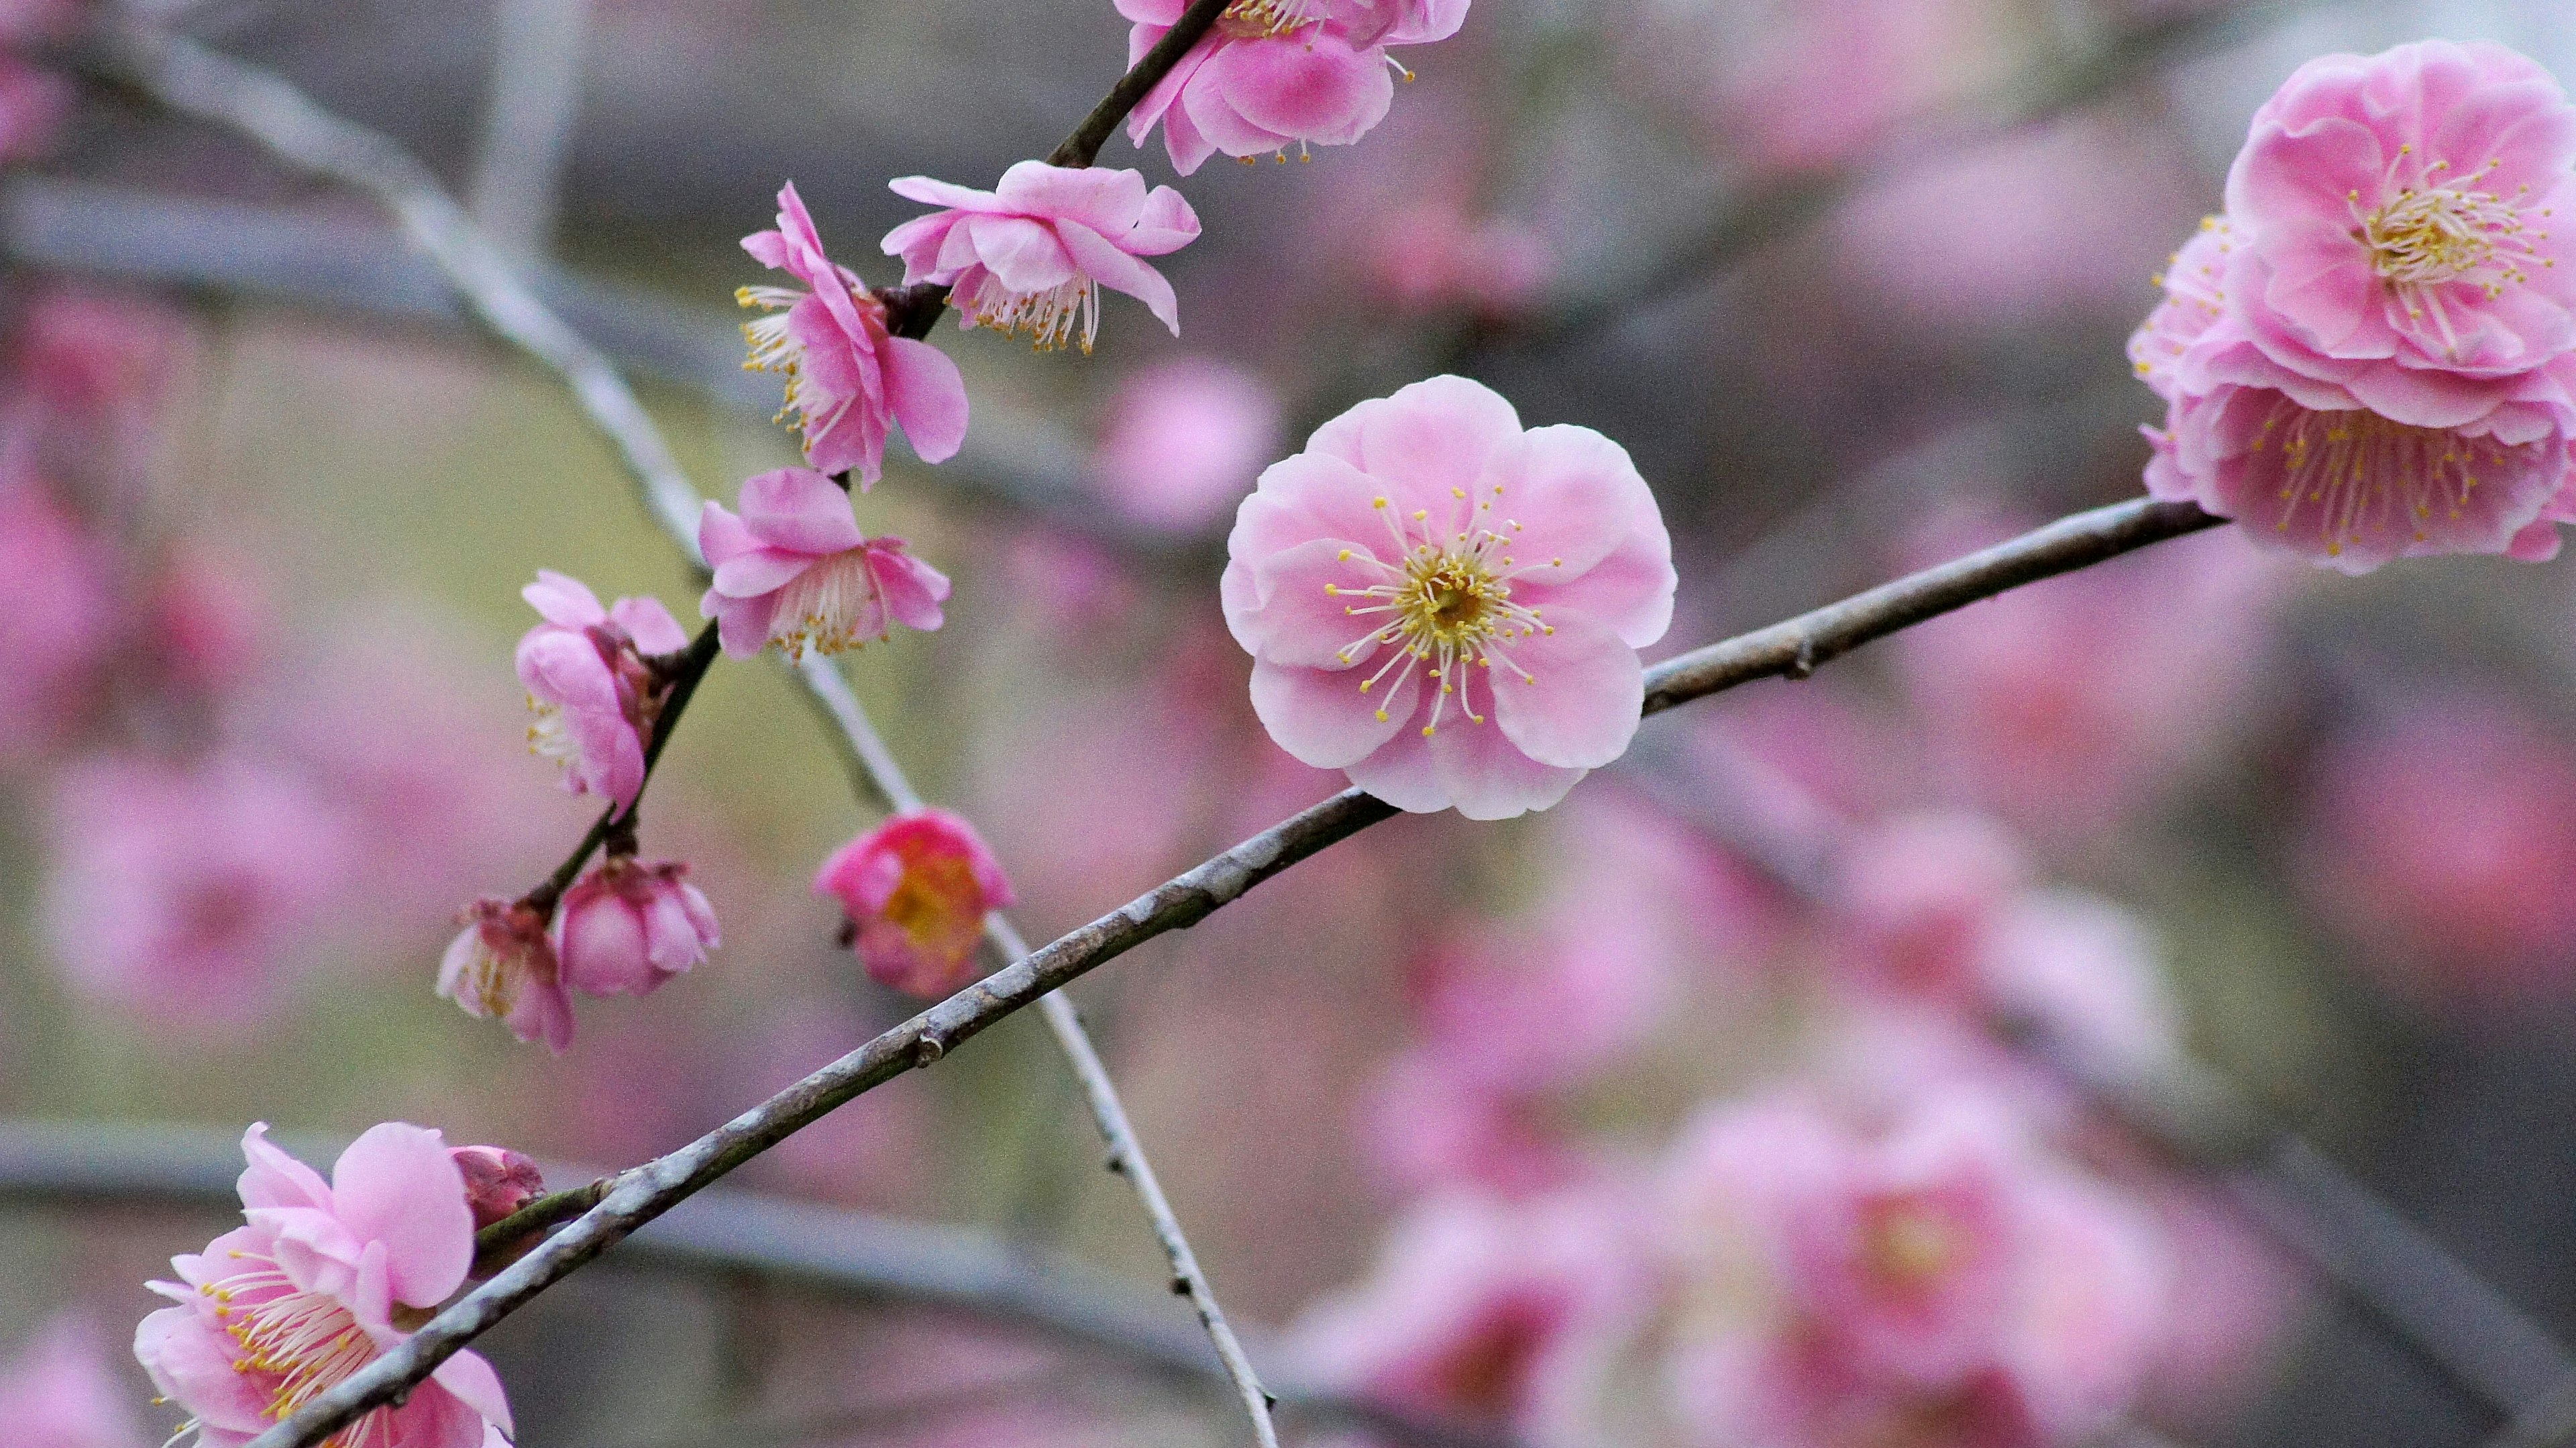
<box><xmin>2133</xmin><ymin>40</ymin><xmax>2576</xmax><ymax>572</ymax></box>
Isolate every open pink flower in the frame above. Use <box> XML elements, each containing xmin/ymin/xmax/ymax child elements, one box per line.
<box><xmin>515</xmin><ymin>570</ymin><xmax>687</xmax><ymax>811</ymax></box>
<box><xmin>882</xmin><ymin>162</ymin><xmax>1199</xmax><ymax>351</ymax></box>
<box><xmin>1224</xmin><ymin>375</ymin><xmax>1674</xmax><ymax>819</ymax></box>
<box><xmin>698</xmin><ymin>466</ymin><xmax>949</xmax><ymax>659</ymax></box>
<box><xmin>135</xmin><ymin>1123</ymin><xmax>515</xmax><ymax>1448</ymax></box>
<box><xmin>739</xmin><ymin>180</ymin><xmax>967</xmax><ymax>488</ymax></box>
<box><xmin>555</xmin><ymin>854</ymin><xmax>719</xmax><ymax>998</ymax></box>
<box><xmin>1118</xmin><ymin>0</ymin><xmax>1464</xmax><ymax>174</ymax></box>
<box><xmin>1</xmin><ymin>1316</ymin><xmax>148</xmax><ymax>1448</ymax></box>
<box><xmin>815</xmin><ymin>807</ymin><xmax>1014</xmax><ymax>997</ymax></box>
<box><xmin>2127</xmin><ymin>215</ymin><xmax>2237</xmax><ymax>401</ymax></box>
<box><xmin>2220</xmin><ymin>40</ymin><xmax>2576</xmax><ymax>382</ymax></box>
<box><xmin>439</xmin><ymin>895</ymin><xmax>572</xmax><ymax>1051</ymax></box>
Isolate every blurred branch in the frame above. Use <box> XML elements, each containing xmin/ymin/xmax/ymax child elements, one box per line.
<box><xmin>468</xmin><ymin>0</ymin><xmax>589</xmax><ymax>257</ymax></box>
<box><xmin>0</xmin><ymin>1120</ymin><xmax>1499</xmax><ymax>1448</ymax></box>
<box><xmin>235</xmin><ymin>495</ymin><xmax>2225</xmax><ymax>1448</ymax></box>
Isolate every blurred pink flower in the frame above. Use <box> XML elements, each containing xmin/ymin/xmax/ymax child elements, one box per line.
<box><xmin>515</xmin><ymin>570</ymin><xmax>688</xmax><ymax>810</ymax></box>
<box><xmin>739</xmin><ymin>180</ymin><xmax>967</xmax><ymax>487</ymax></box>
<box><xmin>142</xmin><ymin>544</ymin><xmax>267</xmax><ymax>697</ymax></box>
<box><xmin>1368</xmin><ymin>201</ymin><xmax>1553</xmax><ymax>318</ymax></box>
<box><xmin>1832</xmin><ymin>812</ymin><xmax>2026</xmax><ymax>1002</ymax></box>
<box><xmin>554</xmin><ymin>854</ymin><xmax>720</xmax><ymax>997</ymax></box>
<box><xmin>0</xmin><ymin>478</ymin><xmax>113</xmax><ymax>760</ymax></box>
<box><xmin>816</xmin><ymin>807</ymin><xmax>1016</xmax><ymax>997</ymax></box>
<box><xmin>1117</xmin><ymin>0</ymin><xmax>1463</xmax><ymax>174</ymax></box>
<box><xmin>883</xmin><ymin>162</ymin><xmax>1199</xmax><ymax>350</ymax></box>
<box><xmin>1977</xmin><ymin>890</ymin><xmax>2181</xmax><ymax>1083</ymax></box>
<box><xmin>42</xmin><ymin>754</ymin><xmax>349</xmax><ymax>1019</ymax></box>
<box><xmin>1091</xmin><ymin>356</ymin><xmax>1281</xmax><ymax>533</ymax></box>
<box><xmin>11</xmin><ymin>291</ymin><xmax>190</xmax><ymax>469</ymax></box>
<box><xmin>2136</xmin><ymin>1185</ymin><xmax>2302</xmax><ymax>1427</ymax></box>
<box><xmin>698</xmin><ymin>466</ymin><xmax>949</xmax><ymax>658</ymax></box>
<box><xmin>1224</xmin><ymin>375</ymin><xmax>1674</xmax><ymax>819</ymax></box>
<box><xmin>449</xmin><ymin>1144</ymin><xmax>545</xmax><ymax>1231</ymax></box>
<box><xmin>136</xmin><ymin>1123</ymin><xmax>513</xmax><ymax>1448</ymax></box>
<box><xmin>2221</xmin><ymin>40</ymin><xmax>2576</xmax><ymax>383</ymax></box>
<box><xmin>0</xmin><ymin>1316</ymin><xmax>148</xmax><ymax>1448</ymax></box>
<box><xmin>0</xmin><ymin>53</ymin><xmax>68</xmax><ymax>163</ymax></box>
<box><xmin>1364</xmin><ymin>1051</ymin><xmax>1582</xmax><ymax>1197</ymax></box>
<box><xmin>439</xmin><ymin>895</ymin><xmax>573</xmax><ymax>1051</ymax></box>
<box><xmin>1631</xmin><ymin>0</ymin><xmax>1980</xmax><ymax>172</ymax></box>
<box><xmin>2297</xmin><ymin>691</ymin><xmax>2576</xmax><ymax>1007</ymax></box>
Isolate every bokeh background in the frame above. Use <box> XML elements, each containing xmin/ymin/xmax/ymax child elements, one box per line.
<box><xmin>7</xmin><ymin>0</ymin><xmax>2576</xmax><ymax>1445</ymax></box>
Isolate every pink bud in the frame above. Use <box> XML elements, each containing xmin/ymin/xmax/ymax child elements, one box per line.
<box><xmin>451</xmin><ymin>1144</ymin><xmax>545</xmax><ymax>1229</ymax></box>
<box><xmin>555</xmin><ymin>855</ymin><xmax>720</xmax><ymax>998</ymax></box>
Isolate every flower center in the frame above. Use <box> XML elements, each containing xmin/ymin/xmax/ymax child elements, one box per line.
<box><xmin>1864</xmin><ymin>1202</ymin><xmax>1960</xmax><ymax>1287</ymax></box>
<box><xmin>1324</xmin><ymin>486</ymin><xmax>1565</xmax><ymax>737</ymax></box>
<box><xmin>525</xmin><ymin>696</ymin><xmax>577</xmax><ymax>764</ymax></box>
<box><xmin>2351</xmin><ymin>150</ymin><xmax>2555</xmax><ymax>353</ymax></box>
<box><xmin>1219</xmin><ymin>0</ymin><xmax>1322</xmax><ymax>36</ymax></box>
<box><xmin>963</xmin><ymin>271</ymin><xmax>1099</xmax><ymax>354</ymax></box>
<box><xmin>769</xmin><ymin>549</ymin><xmax>888</xmax><ymax>658</ymax></box>
<box><xmin>2253</xmin><ymin>400</ymin><xmax>2538</xmax><ymax>557</ymax></box>
<box><xmin>193</xmin><ymin>1252</ymin><xmax>388</xmax><ymax>1447</ymax></box>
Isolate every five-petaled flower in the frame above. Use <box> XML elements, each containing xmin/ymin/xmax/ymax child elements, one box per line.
<box><xmin>815</xmin><ymin>807</ymin><xmax>1016</xmax><ymax>997</ymax></box>
<box><xmin>739</xmin><ymin>180</ymin><xmax>969</xmax><ymax>488</ymax></box>
<box><xmin>134</xmin><ymin>1123</ymin><xmax>516</xmax><ymax>1448</ymax></box>
<box><xmin>555</xmin><ymin>854</ymin><xmax>720</xmax><ymax>999</ymax></box>
<box><xmin>698</xmin><ymin>466</ymin><xmax>951</xmax><ymax>659</ymax></box>
<box><xmin>515</xmin><ymin>570</ymin><xmax>688</xmax><ymax>811</ymax></box>
<box><xmin>881</xmin><ymin>162</ymin><xmax>1200</xmax><ymax>352</ymax></box>
<box><xmin>1223</xmin><ymin>375</ymin><xmax>1674</xmax><ymax>819</ymax></box>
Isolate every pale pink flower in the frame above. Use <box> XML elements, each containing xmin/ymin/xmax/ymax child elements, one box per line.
<box><xmin>2127</xmin><ymin>216</ymin><xmax>2239</xmax><ymax>401</ymax></box>
<box><xmin>515</xmin><ymin>570</ymin><xmax>688</xmax><ymax>810</ymax></box>
<box><xmin>698</xmin><ymin>466</ymin><xmax>949</xmax><ymax>659</ymax></box>
<box><xmin>1833</xmin><ymin>812</ymin><xmax>2027</xmax><ymax>1002</ymax></box>
<box><xmin>439</xmin><ymin>895</ymin><xmax>573</xmax><ymax>1051</ymax></box>
<box><xmin>449</xmin><ymin>1145</ymin><xmax>545</xmax><ymax>1231</ymax></box>
<box><xmin>2220</xmin><ymin>40</ymin><xmax>2576</xmax><ymax>383</ymax></box>
<box><xmin>1091</xmin><ymin>356</ymin><xmax>1281</xmax><ymax>532</ymax></box>
<box><xmin>554</xmin><ymin>854</ymin><xmax>720</xmax><ymax>998</ymax></box>
<box><xmin>1117</xmin><ymin>0</ymin><xmax>1465</xmax><ymax>174</ymax></box>
<box><xmin>815</xmin><ymin>807</ymin><xmax>1016</xmax><ymax>997</ymax></box>
<box><xmin>1977</xmin><ymin>890</ymin><xmax>2182</xmax><ymax>1082</ymax></box>
<box><xmin>0</xmin><ymin>478</ymin><xmax>113</xmax><ymax>760</ymax></box>
<box><xmin>1223</xmin><ymin>375</ymin><xmax>1675</xmax><ymax>819</ymax></box>
<box><xmin>0</xmin><ymin>1316</ymin><xmax>148</xmax><ymax>1448</ymax></box>
<box><xmin>739</xmin><ymin>180</ymin><xmax>967</xmax><ymax>488</ymax></box>
<box><xmin>1368</xmin><ymin>200</ymin><xmax>1554</xmax><ymax>318</ymax></box>
<box><xmin>1364</xmin><ymin>1052</ymin><xmax>1583</xmax><ymax>1197</ymax></box>
<box><xmin>134</xmin><ymin>1123</ymin><xmax>515</xmax><ymax>1448</ymax></box>
<box><xmin>1631</xmin><ymin>0</ymin><xmax>1984</xmax><ymax>172</ymax></box>
<box><xmin>882</xmin><ymin>162</ymin><xmax>1200</xmax><ymax>351</ymax></box>
<box><xmin>42</xmin><ymin>754</ymin><xmax>349</xmax><ymax>1018</ymax></box>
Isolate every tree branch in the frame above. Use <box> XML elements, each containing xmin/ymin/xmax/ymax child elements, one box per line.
<box><xmin>1046</xmin><ymin>0</ymin><xmax>1230</xmax><ymax>168</ymax></box>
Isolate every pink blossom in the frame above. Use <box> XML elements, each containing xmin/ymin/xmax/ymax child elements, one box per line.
<box><xmin>815</xmin><ymin>807</ymin><xmax>1016</xmax><ymax>997</ymax></box>
<box><xmin>2220</xmin><ymin>40</ymin><xmax>2576</xmax><ymax>383</ymax></box>
<box><xmin>134</xmin><ymin>1123</ymin><xmax>515</xmax><ymax>1448</ymax></box>
<box><xmin>0</xmin><ymin>53</ymin><xmax>67</xmax><ymax>164</ymax></box>
<box><xmin>739</xmin><ymin>180</ymin><xmax>967</xmax><ymax>487</ymax></box>
<box><xmin>882</xmin><ymin>162</ymin><xmax>1200</xmax><ymax>350</ymax></box>
<box><xmin>515</xmin><ymin>570</ymin><xmax>688</xmax><ymax>810</ymax></box>
<box><xmin>554</xmin><ymin>854</ymin><xmax>720</xmax><ymax>997</ymax></box>
<box><xmin>1833</xmin><ymin>812</ymin><xmax>2027</xmax><ymax>1002</ymax></box>
<box><xmin>42</xmin><ymin>754</ymin><xmax>349</xmax><ymax>1019</ymax></box>
<box><xmin>449</xmin><ymin>1145</ymin><xmax>545</xmax><ymax>1231</ymax></box>
<box><xmin>0</xmin><ymin>478</ymin><xmax>113</xmax><ymax>760</ymax></box>
<box><xmin>2127</xmin><ymin>216</ymin><xmax>2239</xmax><ymax>401</ymax></box>
<box><xmin>1976</xmin><ymin>890</ymin><xmax>2182</xmax><ymax>1082</ymax></box>
<box><xmin>1368</xmin><ymin>200</ymin><xmax>1554</xmax><ymax>318</ymax></box>
<box><xmin>144</xmin><ymin>544</ymin><xmax>268</xmax><ymax>697</ymax></box>
<box><xmin>1116</xmin><ymin>0</ymin><xmax>1465</xmax><ymax>175</ymax></box>
<box><xmin>698</xmin><ymin>466</ymin><xmax>950</xmax><ymax>659</ymax></box>
<box><xmin>1630</xmin><ymin>0</ymin><xmax>1982</xmax><ymax>172</ymax></box>
<box><xmin>439</xmin><ymin>895</ymin><xmax>573</xmax><ymax>1051</ymax></box>
<box><xmin>0</xmin><ymin>1316</ymin><xmax>148</xmax><ymax>1448</ymax></box>
<box><xmin>1091</xmin><ymin>356</ymin><xmax>1281</xmax><ymax>533</ymax></box>
<box><xmin>1223</xmin><ymin>375</ymin><xmax>1675</xmax><ymax>819</ymax></box>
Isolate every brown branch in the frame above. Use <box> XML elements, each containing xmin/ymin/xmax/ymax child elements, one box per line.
<box><xmin>525</xmin><ymin>621</ymin><xmax>722</xmax><ymax>913</ymax></box>
<box><xmin>1047</xmin><ymin>0</ymin><xmax>1231</xmax><ymax>168</ymax></box>
<box><xmin>241</xmin><ymin>495</ymin><xmax>2230</xmax><ymax>1448</ymax></box>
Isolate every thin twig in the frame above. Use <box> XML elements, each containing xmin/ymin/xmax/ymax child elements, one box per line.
<box><xmin>467</xmin><ymin>0</ymin><xmax>590</xmax><ymax>257</ymax></box>
<box><xmin>1046</xmin><ymin>0</ymin><xmax>1230</xmax><ymax>168</ymax></box>
<box><xmin>235</xmin><ymin>496</ymin><xmax>2228</xmax><ymax>1448</ymax></box>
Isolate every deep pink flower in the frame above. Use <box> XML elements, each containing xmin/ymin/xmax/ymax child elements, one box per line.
<box><xmin>814</xmin><ymin>807</ymin><xmax>1015</xmax><ymax>997</ymax></box>
<box><xmin>1117</xmin><ymin>0</ymin><xmax>1464</xmax><ymax>174</ymax></box>
<box><xmin>515</xmin><ymin>570</ymin><xmax>688</xmax><ymax>810</ymax></box>
<box><xmin>1224</xmin><ymin>375</ymin><xmax>1675</xmax><ymax>819</ymax></box>
<box><xmin>449</xmin><ymin>1145</ymin><xmax>545</xmax><ymax>1231</ymax></box>
<box><xmin>882</xmin><ymin>162</ymin><xmax>1200</xmax><ymax>350</ymax></box>
<box><xmin>134</xmin><ymin>1123</ymin><xmax>515</xmax><ymax>1448</ymax></box>
<box><xmin>739</xmin><ymin>181</ymin><xmax>967</xmax><ymax>487</ymax></box>
<box><xmin>0</xmin><ymin>478</ymin><xmax>113</xmax><ymax>760</ymax></box>
<box><xmin>1091</xmin><ymin>356</ymin><xmax>1282</xmax><ymax>532</ymax></box>
<box><xmin>555</xmin><ymin>854</ymin><xmax>720</xmax><ymax>998</ymax></box>
<box><xmin>439</xmin><ymin>895</ymin><xmax>573</xmax><ymax>1051</ymax></box>
<box><xmin>698</xmin><ymin>466</ymin><xmax>949</xmax><ymax>659</ymax></box>
<box><xmin>2220</xmin><ymin>40</ymin><xmax>2576</xmax><ymax>382</ymax></box>
<box><xmin>0</xmin><ymin>1316</ymin><xmax>148</xmax><ymax>1448</ymax></box>
<box><xmin>42</xmin><ymin>754</ymin><xmax>349</xmax><ymax>1019</ymax></box>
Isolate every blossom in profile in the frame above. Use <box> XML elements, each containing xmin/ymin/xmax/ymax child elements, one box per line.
<box><xmin>1223</xmin><ymin>375</ymin><xmax>1674</xmax><ymax>819</ymax></box>
<box><xmin>815</xmin><ymin>807</ymin><xmax>1014</xmax><ymax>997</ymax></box>
<box><xmin>439</xmin><ymin>894</ymin><xmax>573</xmax><ymax>1051</ymax></box>
<box><xmin>1116</xmin><ymin>0</ymin><xmax>1466</xmax><ymax>174</ymax></box>
<box><xmin>739</xmin><ymin>180</ymin><xmax>967</xmax><ymax>488</ymax></box>
<box><xmin>515</xmin><ymin>570</ymin><xmax>688</xmax><ymax>810</ymax></box>
<box><xmin>0</xmin><ymin>1315</ymin><xmax>148</xmax><ymax>1448</ymax></box>
<box><xmin>698</xmin><ymin>466</ymin><xmax>949</xmax><ymax>659</ymax></box>
<box><xmin>555</xmin><ymin>854</ymin><xmax>720</xmax><ymax>998</ymax></box>
<box><xmin>882</xmin><ymin>162</ymin><xmax>1200</xmax><ymax>351</ymax></box>
<box><xmin>133</xmin><ymin>1123</ymin><xmax>515</xmax><ymax>1448</ymax></box>
<box><xmin>1091</xmin><ymin>356</ymin><xmax>1281</xmax><ymax>533</ymax></box>
<box><xmin>450</xmin><ymin>1144</ymin><xmax>546</xmax><ymax>1232</ymax></box>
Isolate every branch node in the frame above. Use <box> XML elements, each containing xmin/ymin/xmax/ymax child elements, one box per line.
<box><xmin>910</xmin><ymin>1033</ymin><xmax>947</xmax><ymax>1068</ymax></box>
<box><xmin>1786</xmin><ymin>637</ymin><xmax>1818</xmax><ymax>680</ymax></box>
<box><xmin>1169</xmin><ymin>1274</ymin><xmax>1191</xmax><ymax>1296</ymax></box>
